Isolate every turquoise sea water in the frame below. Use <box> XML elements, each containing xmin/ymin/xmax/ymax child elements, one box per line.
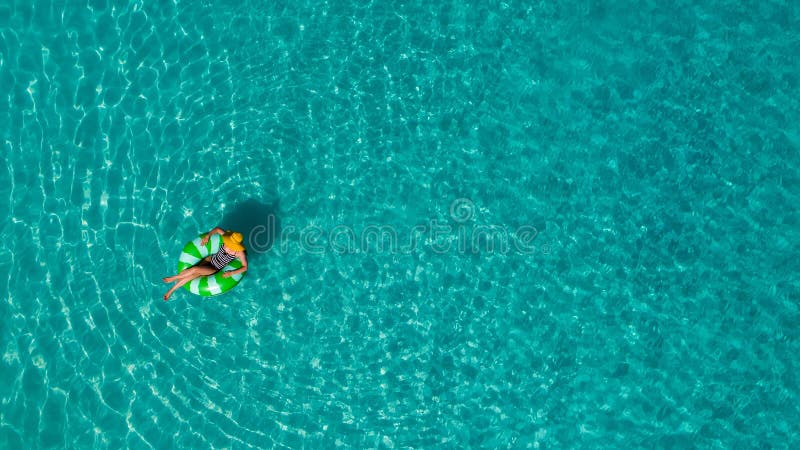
<box><xmin>2</xmin><ymin>0</ymin><xmax>799</xmax><ymax>448</ymax></box>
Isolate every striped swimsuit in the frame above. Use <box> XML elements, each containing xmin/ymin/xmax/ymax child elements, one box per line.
<box><xmin>210</xmin><ymin>247</ymin><xmax>237</xmax><ymax>270</ymax></box>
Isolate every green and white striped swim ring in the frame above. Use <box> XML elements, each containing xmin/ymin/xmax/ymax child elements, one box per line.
<box><xmin>177</xmin><ymin>233</ymin><xmax>245</xmax><ymax>296</ymax></box>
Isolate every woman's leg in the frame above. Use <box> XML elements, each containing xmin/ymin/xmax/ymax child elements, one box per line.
<box><xmin>163</xmin><ymin>265</ymin><xmax>218</xmax><ymax>301</ymax></box>
<box><xmin>163</xmin><ymin>257</ymin><xmax>214</xmax><ymax>283</ymax></box>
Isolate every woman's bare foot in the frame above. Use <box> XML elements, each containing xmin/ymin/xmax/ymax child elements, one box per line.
<box><xmin>163</xmin><ymin>275</ymin><xmax>181</xmax><ymax>283</ymax></box>
<box><xmin>163</xmin><ymin>293</ymin><xmax>170</xmax><ymax>301</ymax></box>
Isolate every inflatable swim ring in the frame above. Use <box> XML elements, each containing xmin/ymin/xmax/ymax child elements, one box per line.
<box><xmin>177</xmin><ymin>233</ymin><xmax>245</xmax><ymax>296</ymax></box>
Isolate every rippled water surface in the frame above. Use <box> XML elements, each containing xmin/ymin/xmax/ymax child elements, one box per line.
<box><xmin>1</xmin><ymin>0</ymin><xmax>799</xmax><ymax>448</ymax></box>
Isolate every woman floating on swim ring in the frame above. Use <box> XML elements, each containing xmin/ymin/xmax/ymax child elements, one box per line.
<box><xmin>162</xmin><ymin>227</ymin><xmax>248</xmax><ymax>301</ymax></box>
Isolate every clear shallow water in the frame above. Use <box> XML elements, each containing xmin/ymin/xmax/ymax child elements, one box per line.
<box><xmin>1</xmin><ymin>0</ymin><xmax>799</xmax><ymax>448</ymax></box>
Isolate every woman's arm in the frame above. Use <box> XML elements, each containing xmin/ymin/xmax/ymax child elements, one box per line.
<box><xmin>225</xmin><ymin>252</ymin><xmax>248</xmax><ymax>277</ymax></box>
<box><xmin>200</xmin><ymin>227</ymin><xmax>225</xmax><ymax>245</ymax></box>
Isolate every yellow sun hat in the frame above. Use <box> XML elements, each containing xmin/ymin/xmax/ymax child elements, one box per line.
<box><xmin>222</xmin><ymin>231</ymin><xmax>245</xmax><ymax>251</ymax></box>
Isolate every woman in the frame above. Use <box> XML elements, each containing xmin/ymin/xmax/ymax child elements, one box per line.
<box><xmin>162</xmin><ymin>227</ymin><xmax>248</xmax><ymax>301</ymax></box>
